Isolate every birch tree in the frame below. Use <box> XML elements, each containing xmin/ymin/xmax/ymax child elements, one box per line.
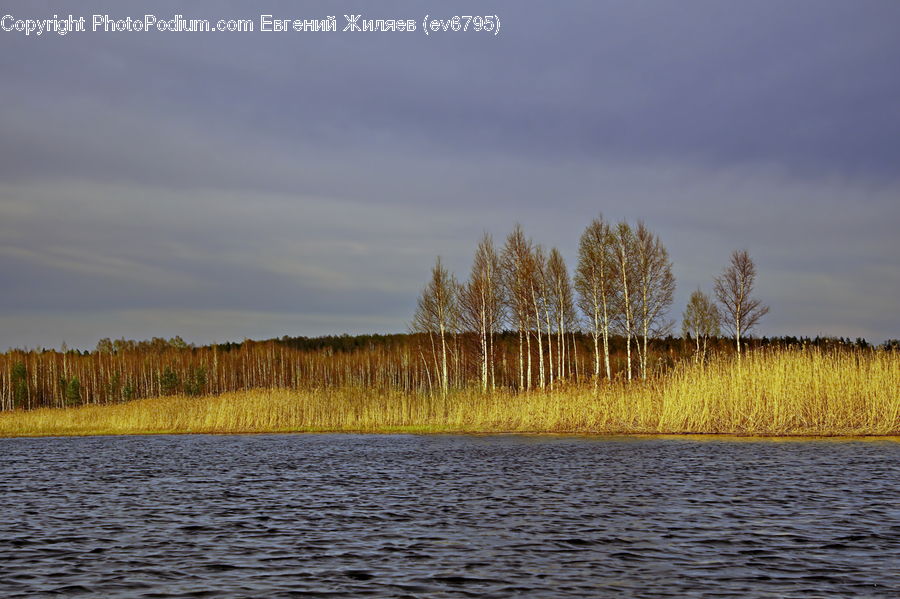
<box><xmin>574</xmin><ymin>217</ymin><xmax>616</xmax><ymax>383</ymax></box>
<box><xmin>501</xmin><ymin>225</ymin><xmax>535</xmax><ymax>391</ymax></box>
<box><xmin>459</xmin><ymin>234</ymin><xmax>503</xmax><ymax>392</ymax></box>
<box><xmin>633</xmin><ymin>221</ymin><xmax>676</xmax><ymax>379</ymax></box>
<box><xmin>612</xmin><ymin>221</ymin><xmax>639</xmax><ymax>381</ymax></box>
<box><xmin>411</xmin><ymin>257</ymin><xmax>458</xmax><ymax>394</ymax></box>
<box><xmin>530</xmin><ymin>246</ymin><xmax>550</xmax><ymax>390</ymax></box>
<box><xmin>714</xmin><ymin>250</ymin><xmax>769</xmax><ymax>354</ymax></box>
<box><xmin>682</xmin><ymin>289</ymin><xmax>720</xmax><ymax>363</ymax></box>
<box><xmin>547</xmin><ymin>248</ymin><xmax>575</xmax><ymax>381</ymax></box>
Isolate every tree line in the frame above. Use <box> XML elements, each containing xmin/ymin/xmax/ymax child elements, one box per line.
<box><xmin>0</xmin><ymin>331</ymin><xmax>888</xmax><ymax>411</ymax></box>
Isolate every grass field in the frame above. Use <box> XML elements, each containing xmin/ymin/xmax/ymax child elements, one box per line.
<box><xmin>1</xmin><ymin>349</ymin><xmax>897</xmax><ymax>437</ymax></box>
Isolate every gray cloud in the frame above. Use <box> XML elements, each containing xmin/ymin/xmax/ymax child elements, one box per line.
<box><xmin>1</xmin><ymin>0</ymin><xmax>899</xmax><ymax>349</ymax></box>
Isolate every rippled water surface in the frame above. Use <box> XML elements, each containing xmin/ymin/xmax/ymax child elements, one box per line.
<box><xmin>1</xmin><ymin>435</ymin><xmax>898</xmax><ymax>597</ymax></box>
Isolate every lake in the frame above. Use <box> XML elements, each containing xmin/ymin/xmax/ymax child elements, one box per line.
<box><xmin>1</xmin><ymin>434</ymin><xmax>897</xmax><ymax>597</ymax></box>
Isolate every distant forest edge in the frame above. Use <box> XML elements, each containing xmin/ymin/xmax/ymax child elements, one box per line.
<box><xmin>2</xmin><ymin>217</ymin><xmax>898</xmax><ymax>412</ymax></box>
<box><xmin>1</xmin><ymin>332</ymin><xmax>896</xmax><ymax>412</ymax></box>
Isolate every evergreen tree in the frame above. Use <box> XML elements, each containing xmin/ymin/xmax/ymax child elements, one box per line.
<box><xmin>160</xmin><ymin>367</ymin><xmax>179</xmax><ymax>395</ymax></box>
<box><xmin>65</xmin><ymin>377</ymin><xmax>81</xmax><ymax>406</ymax></box>
<box><xmin>12</xmin><ymin>362</ymin><xmax>28</xmax><ymax>409</ymax></box>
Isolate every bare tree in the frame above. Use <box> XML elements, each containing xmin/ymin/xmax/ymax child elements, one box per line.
<box><xmin>501</xmin><ymin>225</ymin><xmax>535</xmax><ymax>391</ymax></box>
<box><xmin>633</xmin><ymin>221</ymin><xmax>676</xmax><ymax>379</ymax></box>
<box><xmin>529</xmin><ymin>246</ymin><xmax>549</xmax><ymax>389</ymax></box>
<box><xmin>714</xmin><ymin>250</ymin><xmax>769</xmax><ymax>354</ymax></box>
<box><xmin>682</xmin><ymin>288</ymin><xmax>720</xmax><ymax>363</ymax></box>
<box><xmin>574</xmin><ymin>217</ymin><xmax>616</xmax><ymax>383</ymax></box>
<box><xmin>459</xmin><ymin>234</ymin><xmax>504</xmax><ymax>392</ymax></box>
<box><xmin>612</xmin><ymin>221</ymin><xmax>639</xmax><ymax>381</ymax></box>
<box><xmin>547</xmin><ymin>248</ymin><xmax>574</xmax><ymax>381</ymax></box>
<box><xmin>411</xmin><ymin>257</ymin><xmax>458</xmax><ymax>394</ymax></box>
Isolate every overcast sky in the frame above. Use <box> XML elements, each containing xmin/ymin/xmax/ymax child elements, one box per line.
<box><xmin>1</xmin><ymin>0</ymin><xmax>898</xmax><ymax>350</ymax></box>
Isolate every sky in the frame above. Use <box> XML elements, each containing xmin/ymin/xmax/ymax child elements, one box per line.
<box><xmin>1</xmin><ymin>0</ymin><xmax>898</xmax><ymax>350</ymax></box>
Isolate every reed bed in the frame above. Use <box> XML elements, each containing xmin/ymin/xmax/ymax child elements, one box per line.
<box><xmin>1</xmin><ymin>349</ymin><xmax>896</xmax><ymax>437</ymax></box>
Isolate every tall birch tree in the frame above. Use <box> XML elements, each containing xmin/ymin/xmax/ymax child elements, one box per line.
<box><xmin>459</xmin><ymin>234</ymin><xmax>504</xmax><ymax>392</ymax></box>
<box><xmin>547</xmin><ymin>248</ymin><xmax>574</xmax><ymax>381</ymax></box>
<box><xmin>633</xmin><ymin>221</ymin><xmax>676</xmax><ymax>379</ymax></box>
<box><xmin>574</xmin><ymin>217</ymin><xmax>616</xmax><ymax>383</ymax></box>
<box><xmin>612</xmin><ymin>221</ymin><xmax>639</xmax><ymax>381</ymax></box>
<box><xmin>501</xmin><ymin>225</ymin><xmax>535</xmax><ymax>391</ymax></box>
<box><xmin>411</xmin><ymin>257</ymin><xmax>458</xmax><ymax>394</ymax></box>
<box><xmin>530</xmin><ymin>246</ymin><xmax>549</xmax><ymax>389</ymax></box>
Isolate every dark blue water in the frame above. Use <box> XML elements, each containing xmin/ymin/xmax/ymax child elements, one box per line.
<box><xmin>0</xmin><ymin>435</ymin><xmax>897</xmax><ymax>597</ymax></box>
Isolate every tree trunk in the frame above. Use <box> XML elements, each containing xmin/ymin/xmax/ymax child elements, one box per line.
<box><xmin>572</xmin><ymin>332</ymin><xmax>579</xmax><ymax>383</ymax></box>
<box><xmin>518</xmin><ymin>329</ymin><xmax>524</xmax><ymax>391</ymax></box>
<box><xmin>642</xmin><ymin>321</ymin><xmax>649</xmax><ymax>380</ymax></box>
<box><xmin>526</xmin><ymin>330</ymin><xmax>532</xmax><ymax>391</ymax></box>
<box><xmin>439</xmin><ymin>323</ymin><xmax>448</xmax><ymax>395</ymax></box>
<box><xmin>545</xmin><ymin>307</ymin><xmax>554</xmax><ymax>390</ymax></box>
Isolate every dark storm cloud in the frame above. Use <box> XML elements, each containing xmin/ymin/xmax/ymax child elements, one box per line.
<box><xmin>5</xmin><ymin>0</ymin><xmax>900</xmax><ymax>187</ymax></box>
<box><xmin>1</xmin><ymin>0</ymin><xmax>898</xmax><ymax>348</ymax></box>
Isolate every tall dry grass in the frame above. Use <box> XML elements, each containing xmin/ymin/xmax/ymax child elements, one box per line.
<box><xmin>1</xmin><ymin>349</ymin><xmax>896</xmax><ymax>437</ymax></box>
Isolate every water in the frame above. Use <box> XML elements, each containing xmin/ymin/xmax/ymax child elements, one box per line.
<box><xmin>0</xmin><ymin>435</ymin><xmax>897</xmax><ymax>598</ymax></box>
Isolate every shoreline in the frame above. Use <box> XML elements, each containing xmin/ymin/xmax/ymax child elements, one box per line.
<box><xmin>3</xmin><ymin>428</ymin><xmax>898</xmax><ymax>441</ymax></box>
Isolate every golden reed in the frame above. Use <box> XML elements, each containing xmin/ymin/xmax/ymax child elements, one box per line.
<box><xmin>1</xmin><ymin>349</ymin><xmax>897</xmax><ymax>437</ymax></box>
